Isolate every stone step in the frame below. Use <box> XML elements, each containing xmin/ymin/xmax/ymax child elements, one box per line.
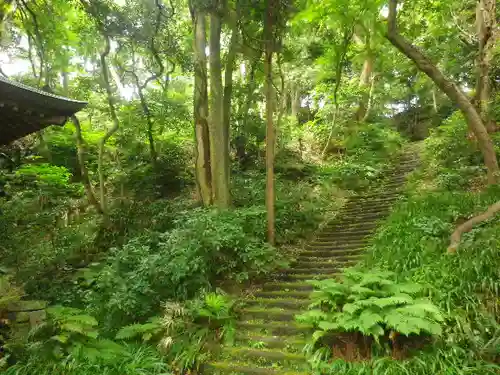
<box><xmin>305</xmin><ymin>240</ymin><xmax>368</xmax><ymax>249</ymax></box>
<box><xmin>253</xmin><ymin>290</ymin><xmax>311</xmax><ymax>299</ymax></box>
<box><xmin>341</xmin><ymin>204</ymin><xmax>391</xmax><ymax>215</ymax></box>
<box><xmin>298</xmin><ymin>248</ymin><xmax>363</xmax><ymax>258</ymax></box>
<box><xmin>346</xmin><ymin>196</ymin><xmax>400</xmax><ymax>206</ymax></box>
<box><xmin>294</xmin><ymin>260</ymin><xmax>359</xmax><ymax>270</ymax></box>
<box><xmin>349</xmin><ymin>192</ymin><xmax>400</xmax><ymax>201</ymax></box>
<box><xmin>235</xmin><ymin>333</ymin><xmax>306</xmax><ymax>351</ymax></box>
<box><xmin>237</xmin><ymin>321</ymin><xmax>311</xmax><ymax>336</ymax></box>
<box><xmin>240</xmin><ymin>307</ymin><xmax>300</xmax><ymax>321</ymax></box>
<box><xmin>274</xmin><ymin>272</ymin><xmax>342</xmax><ymax>281</ymax></box>
<box><xmin>326</xmin><ymin>216</ymin><xmax>382</xmax><ymax>225</ymax></box>
<box><xmin>243</xmin><ymin>298</ymin><xmax>309</xmax><ymax>310</ymax></box>
<box><xmin>275</xmin><ymin>267</ymin><xmax>342</xmax><ymax>275</ymax></box>
<box><xmin>220</xmin><ymin>347</ymin><xmax>306</xmax><ymax>365</ymax></box>
<box><xmin>262</xmin><ymin>281</ymin><xmax>313</xmax><ymax>292</ymax></box>
<box><xmin>316</xmin><ymin>229</ymin><xmax>374</xmax><ymax>238</ymax></box>
<box><xmin>323</xmin><ymin>221</ymin><xmax>378</xmax><ymax>232</ymax></box>
<box><xmin>204</xmin><ymin>361</ymin><xmax>308</xmax><ymax>375</ymax></box>
<box><xmin>295</xmin><ymin>254</ymin><xmax>363</xmax><ymax>264</ymax></box>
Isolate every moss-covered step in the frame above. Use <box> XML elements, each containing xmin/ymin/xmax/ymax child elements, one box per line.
<box><xmin>220</xmin><ymin>346</ymin><xmax>307</xmax><ymax>367</ymax></box>
<box><xmin>203</xmin><ymin>361</ymin><xmax>310</xmax><ymax>375</ymax></box>
<box><xmin>304</xmin><ymin>240</ymin><xmax>367</xmax><ymax>249</ymax></box>
<box><xmin>236</xmin><ymin>320</ymin><xmax>311</xmax><ymax>336</ymax></box>
<box><xmin>239</xmin><ymin>307</ymin><xmax>300</xmax><ymax>321</ymax></box>
<box><xmin>242</xmin><ymin>298</ymin><xmax>309</xmax><ymax>310</ymax></box>
<box><xmin>272</xmin><ymin>272</ymin><xmax>341</xmax><ymax>281</ymax></box>
<box><xmin>260</xmin><ymin>281</ymin><xmax>313</xmax><ymax>292</ymax></box>
<box><xmin>235</xmin><ymin>333</ymin><xmax>306</xmax><ymax>352</ymax></box>
<box><xmin>253</xmin><ymin>290</ymin><xmax>311</xmax><ymax>299</ymax></box>
<box><xmin>295</xmin><ymin>254</ymin><xmax>362</xmax><ymax>263</ymax></box>
<box><xmin>341</xmin><ymin>205</ymin><xmax>390</xmax><ymax>215</ymax></box>
<box><xmin>298</xmin><ymin>248</ymin><xmax>363</xmax><ymax>258</ymax></box>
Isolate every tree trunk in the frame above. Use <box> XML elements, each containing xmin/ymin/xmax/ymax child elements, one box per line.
<box><xmin>223</xmin><ymin>8</ymin><xmax>239</xmax><ymax>183</ymax></box>
<box><xmin>386</xmin><ymin>0</ymin><xmax>499</xmax><ymax>184</ymax></box>
<box><xmin>71</xmin><ymin>115</ymin><xmax>103</xmax><ymax>214</ymax></box>
<box><xmin>192</xmin><ymin>9</ymin><xmax>212</xmax><ymax>206</ymax></box>
<box><xmin>474</xmin><ymin>0</ymin><xmax>497</xmax><ymax>132</ymax></box>
<box><xmin>355</xmin><ymin>52</ymin><xmax>374</xmax><ymax>121</ymax></box>
<box><xmin>448</xmin><ymin>200</ymin><xmax>500</xmax><ymax>253</ymax></box>
<box><xmin>264</xmin><ymin>0</ymin><xmax>275</xmax><ymax>245</ymax></box>
<box><xmin>209</xmin><ymin>9</ymin><xmax>231</xmax><ymax>208</ymax></box>
<box><xmin>99</xmin><ymin>34</ymin><xmax>120</xmax><ymax>213</ymax></box>
<box><xmin>136</xmin><ymin>85</ymin><xmax>157</xmax><ymax>166</ymax></box>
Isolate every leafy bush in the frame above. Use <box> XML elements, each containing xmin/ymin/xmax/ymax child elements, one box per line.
<box><xmin>117</xmin><ymin>292</ymin><xmax>236</xmax><ymax>371</ymax></box>
<box><xmin>4</xmin><ymin>344</ymin><xmax>170</xmax><ymax>375</ymax></box>
<box><xmin>313</xmin><ymin>345</ymin><xmax>500</xmax><ymax>375</ymax></box>
<box><xmin>83</xmin><ymin>209</ymin><xmax>281</xmax><ymax>332</ymax></box>
<box><xmin>24</xmin><ymin>305</ymin><xmax>124</xmax><ymax>362</ymax></box>
<box><xmin>423</xmin><ymin>112</ymin><xmax>500</xmax><ymax>190</ymax></box>
<box><xmin>296</xmin><ymin>270</ymin><xmax>443</xmax><ymax>358</ymax></box>
<box><xmin>361</xmin><ymin>187</ymin><xmax>500</xmax><ymax>367</ymax></box>
<box><xmin>343</xmin><ymin>123</ymin><xmax>404</xmax><ymax>158</ymax></box>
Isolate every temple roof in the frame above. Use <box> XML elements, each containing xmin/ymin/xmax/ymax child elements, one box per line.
<box><xmin>0</xmin><ymin>76</ymin><xmax>88</xmax><ymax>145</ymax></box>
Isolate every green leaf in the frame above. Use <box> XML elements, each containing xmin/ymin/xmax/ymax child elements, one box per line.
<box><xmin>318</xmin><ymin>320</ymin><xmax>339</xmax><ymax>331</ymax></box>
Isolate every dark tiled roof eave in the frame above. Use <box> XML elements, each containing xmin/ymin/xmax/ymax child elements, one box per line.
<box><xmin>0</xmin><ymin>76</ymin><xmax>88</xmax><ymax>145</ymax></box>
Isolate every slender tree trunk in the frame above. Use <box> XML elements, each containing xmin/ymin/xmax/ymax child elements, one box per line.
<box><xmin>355</xmin><ymin>52</ymin><xmax>374</xmax><ymax>121</ymax></box>
<box><xmin>99</xmin><ymin>35</ymin><xmax>120</xmax><ymax>213</ymax></box>
<box><xmin>474</xmin><ymin>0</ymin><xmax>497</xmax><ymax>132</ymax></box>
<box><xmin>72</xmin><ymin>115</ymin><xmax>103</xmax><ymax>214</ymax></box>
<box><xmin>223</xmin><ymin>8</ymin><xmax>239</xmax><ymax>183</ymax></box>
<box><xmin>136</xmin><ymin>85</ymin><xmax>157</xmax><ymax>166</ymax></box>
<box><xmin>209</xmin><ymin>9</ymin><xmax>231</xmax><ymax>208</ymax></box>
<box><xmin>264</xmin><ymin>0</ymin><xmax>275</xmax><ymax>245</ymax></box>
<box><xmin>386</xmin><ymin>0</ymin><xmax>499</xmax><ymax>184</ymax></box>
<box><xmin>192</xmin><ymin>9</ymin><xmax>212</xmax><ymax>206</ymax></box>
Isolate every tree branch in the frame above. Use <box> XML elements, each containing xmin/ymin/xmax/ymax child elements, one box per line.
<box><xmin>448</xmin><ymin>201</ymin><xmax>500</xmax><ymax>253</ymax></box>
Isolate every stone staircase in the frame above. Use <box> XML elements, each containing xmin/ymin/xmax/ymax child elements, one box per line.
<box><xmin>205</xmin><ymin>148</ymin><xmax>420</xmax><ymax>375</ymax></box>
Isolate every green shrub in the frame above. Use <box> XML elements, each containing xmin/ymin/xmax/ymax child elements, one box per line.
<box><xmin>296</xmin><ymin>270</ymin><xmax>443</xmax><ymax>359</ymax></box>
<box><xmin>4</xmin><ymin>344</ymin><xmax>170</xmax><ymax>375</ymax></box>
<box><xmin>344</xmin><ymin>123</ymin><xmax>404</xmax><ymax>158</ymax></box>
<box><xmin>361</xmin><ymin>187</ymin><xmax>500</xmax><ymax>367</ymax></box>
<box><xmin>82</xmin><ymin>208</ymin><xmax>281</xmax><ymax>332</ymax></box>
<box><xmin>117</xmin><ymin>292</ymin><xmax>236</xmax><ymax>371</ymax></box>
<box><xmin>314</xmin><ymin>346</ymin><xmax>500</xmax><ymax>375</ymax></box>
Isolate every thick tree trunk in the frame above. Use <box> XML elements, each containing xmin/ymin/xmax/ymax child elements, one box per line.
<box><xmin>355</xmin><ymin>52</ymin><xmax>374</xmax><ymax>121</ymax></box>
<box><xmin>474</xmin><ymin>0</ymin><xmax>497</xmax><ymax>132</ymax></box>
<box><xmin>209</xmin><ymin>9</ymin><xmax>231</xmax><ymax>208</ymax></box>
<box><xmin>386</xmin><ymin>0</ymin><xmax>499</xmax><ymax>184</ymax></box>
<box><xmin>448</xmin><ymin>201</ymin><xmax>500</xmax><ymax>253</ymax></box>
<box><xmin>99</xmin><ymin>35</ymin><xmax>120</xmax><ymax>213</ymax></box>
<box><xmin>192</xmin><ymin>10</ymin><xmax>212</xmax><ymax>206</ymax></box>
<box><xmin>264</xmin><ymin>0</ymin><xmax>275</xmax><ymax>245</ymax></box>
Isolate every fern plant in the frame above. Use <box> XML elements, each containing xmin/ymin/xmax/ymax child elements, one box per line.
<box><xmin>27</xmin><ymin>305</ymin><xmax>124</xmax><ymax>361</ymax></box>
<box><xmin>116</xmin><ymin>291</ymin><xmax>236</xmax><ymax>371</ymax></box>
<box><xmin>296</xmin><ymin>269</ymin><xmax>444</xmax><ymax>357</ymax></box>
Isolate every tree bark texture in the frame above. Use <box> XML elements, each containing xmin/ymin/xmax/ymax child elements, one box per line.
<box><xmin>474</xmin><ymin>0</ymin><xmax>497</xmax><ymax>131</ymax></box>
<box><xmin>264</xmin><ymin>0</ymin><xmax>276</xmax><ymax>245</ymax></box>
<box><xmin>223</xmin><ymin>8</ymin><xmax>239</xmax><ymax>183</ymax></box>
<box><xmin>192</xmin><ymin>9</ymin><xmax>212</xmax><ymax>206</ymax></box>
<box><xmin>71</xmin><ymin>115</ymin><xmax>103</xmax><ymax>214</ymax></box>
<box><xmin>386</xmin><ymin>0</ymin><xmax>499</xmax><ymax>184</ymax></box>
<box><xmin>99</xmin><ymin>34</ymin><xmax>120</xmax><ymax>213</ymax></box>
<box><xmin>355</xmin><ymin>52</ymin><xmax>374</xmax><ymax>121</ymax></box>
<box><xmin>209</xmin><ymin>9</ymin><xmax>231</xmax><ymax>208</ymax></box>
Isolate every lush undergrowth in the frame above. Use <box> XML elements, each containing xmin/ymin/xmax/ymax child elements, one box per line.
<box><xmin>1</xmin><ymin>122</ymin><xmax>404</xmax><ymax>373</ymax></box>
<box><xmin>301</xmin><ymin>113</ymin><xmax>500</xmax><ymax>374</ymax></box>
